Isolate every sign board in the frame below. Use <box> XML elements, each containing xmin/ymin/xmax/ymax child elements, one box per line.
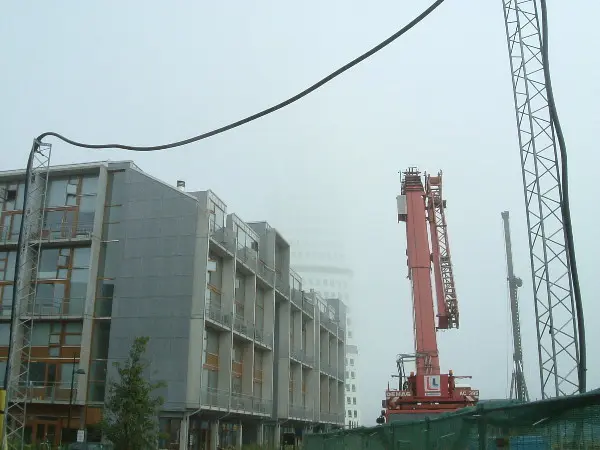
<box><xmin>424</xmin><ymin>375</ymin><xmax>441</xmax><ymax>396</ymax></box>
<box><xmin>458</xmin><ymin>389</ymin><xmax>480</xmax><ymax>398</ymax></box>
<box><xmin>76</xmin><ymin>429</ymin><xmax>85</xmax><ymax>443</ymax></box>
<box><xmin>386</xmin><ymin>390</ymin><xmax>411</xmax><ymax>398</ymax></box>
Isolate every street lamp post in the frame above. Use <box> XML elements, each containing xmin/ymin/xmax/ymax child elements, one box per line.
<box><xmin>64</xmin><ymin>356</ymin><xmax>85</xmax><ymax>444</ymax></box>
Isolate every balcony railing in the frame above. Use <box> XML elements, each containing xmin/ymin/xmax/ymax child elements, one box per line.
<box><xmin>1</xmin><ymin>223</ymin><xmax>94</xmax><ymax>245</ymax></box>
<box><xmin>38</xmin><ymin>223</ymin><xmax>94</xmax><ymax>241</ymax></box>
<box><xmin>210</xmin><ymin>228</ymin><xmax>236</xmax><ymax>254</ymax></box>
<box><xmin>11</xmin><ymin>381</ymin><xmax>80</xmax><ymax>403</ymax></box>
<box><xmin>301</xmin><ymin>298</ymin><xmax>315</xmax><ymax>316</ymax></box>
<box><xmin>290</xmin><ymin>347</ymin><xmax>303</xmax><ymax>362</ymax></box>
<box><xmin>320</xmin><ymin>411</ymin><xmax>343</xmax><ymax>424</ymax></box>
<box><xmin>257</xmin><ymin>261</ymin><xmax>274</xmax><ymax>285</ymax></box>
<box><xmin>201</xmin><ymin>387</ymin><xmax>272</xmax><ymax>415</ymax></box>
<box><xmin>290</xmin><ymin>289</ymin><xmax>302</xmax><ymax>309</ymax></box>
<box><xmin>237</xmin><ymin>247</ymin><xmax>258</xmax><ymax>270</ymax></box>
<box><xmin>275</xmin><ymin>275</ymin><xmax>288</xmax><ymax>294</ymax></box>
<box><xmin>233</xmin><ymin>315</ymin><xmax>254</xmax><ymax>337</ymax></box>
<box><xmin>289</xmin><ymin>405</ymin><xmax>313</xmax><ymax>421</ymax></box>
<box><xmin>290</xmin><ymin>347</ymin><xmax>313</xmax><ymax>366</ymax></box>
<box><xmin>201</xmin><ymin>387</ymin><xmax>230</xmax><ymax>409</ymax></box>
<box><xmin>25</xmin><ymin>298</ymin><xmax>86</xmax><ymax>317</ymax></box>
<box><xmin>319</xmin><ymin>362</ymin><xmax>338</xmax><ymax>378</ymax></box>
<box><xmin>231</xmin><ymin>392</ymin><xmax>272</xmax><ymax>414</ymax></box>
<box><xmin>205</xmin><ymin>304</ymin><xmax>232</xmax><ymax>328</ymax></box>
<box><xmin>254</xmin><ymin>329</ymin><xmax>273</xmax><ymax>348</ymax></box>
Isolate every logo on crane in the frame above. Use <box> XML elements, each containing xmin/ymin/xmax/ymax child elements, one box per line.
<box><xmin>424</xmin><ymin>375</ymin><xmax>441</xmax><ymax>396</ymax></box>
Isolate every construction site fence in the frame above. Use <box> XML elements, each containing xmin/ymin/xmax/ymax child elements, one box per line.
<box><xmin>304</xmin><ymin>389</ymin><xmax>600</xmax><ymax>449</ymax></box>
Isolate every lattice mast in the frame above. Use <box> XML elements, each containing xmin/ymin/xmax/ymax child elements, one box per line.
<box><xmin>501</xmin><ymin>211</ymin><xmax>530</xmax><ymax>402</ymax></box>
<box><xmin>3</xmin><ymin>142</ymin><xmax>51</xmax><ymax>449</ymax></box>
<box><xmin>426</xmin><ymin>172</ymin><xmax>459</xmax><ymax>330</ymax></box>
<box><xmin>501</xmin><ymin>0</ymin><xmax>580</xmax><ymax>398</ymax></box>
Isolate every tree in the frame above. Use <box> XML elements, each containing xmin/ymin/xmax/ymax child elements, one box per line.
<box><xmin>101</xmin><ymin>336</ymin><xmax>166</xmax><ymax>450</ymax></box>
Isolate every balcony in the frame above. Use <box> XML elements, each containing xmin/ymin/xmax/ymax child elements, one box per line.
<box><xmin>204</xmin><ymin>304</ymin><xmax>232</xmax><ymax>328</ymax></box>
<box><xmin>11</xmin><ymin>381</ymin><xmax>80</xmax><ymax>403</ymax></box>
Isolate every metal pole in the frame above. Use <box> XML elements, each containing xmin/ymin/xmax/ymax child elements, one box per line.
<box><xmin>65</xmin><ymin>355</ymin><xmax>76</xmax><ymax>444</ymax></box>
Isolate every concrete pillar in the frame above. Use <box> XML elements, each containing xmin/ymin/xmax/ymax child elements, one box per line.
<box><xmin>256</xmin><ymin>423</ymin><xmax>264</xmax><ymax>446</ymax></box>
<box><xmin>178</xmin><ymin>415</ymin><xmax>189</xmax><ymax>450</ymax></box>
<box><xmin>210</xmin><ymin>421</ymin><xmax>219</xmax><ymax>450</ymax></box>
<box><xmin>236</xmin><ymin>422</ymin><xmax>243</xmax><ymax>450</ymax></box>
<box><xmin>274</xmin><ymin>423</ymin><xmax>281</xmax><ymax>449</ymax></box>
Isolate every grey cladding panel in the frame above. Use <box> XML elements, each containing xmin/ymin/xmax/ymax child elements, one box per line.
<box><xmin>107</xmin><ymin>168</ymin><xmax>200</xmax><ymax>409</ymax></box>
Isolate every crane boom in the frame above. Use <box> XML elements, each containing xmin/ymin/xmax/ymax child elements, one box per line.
<box><xmin>501</xmin><ymin>211</ymin><xmax>530</xmax><ymax>402</ymax></box>
<box><xmin>400</xmin><ymin>168</ymin><xmax>440</xmax><ymax>375</ymax></box>
<box><xmin>379</xmin><ymin>168</ymin><xmax>478</xmax><ymax>424</ymax></box>
<box><xmin>426</xmin><ymin>172</ymin><xmax>459</xmax><ymax>330</ymax></box>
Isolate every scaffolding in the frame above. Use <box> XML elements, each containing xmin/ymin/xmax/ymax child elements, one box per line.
<box><xmin>3</xmin><ymin>142</ymin><xmax>52</xmax><ymax>448</ymax></box>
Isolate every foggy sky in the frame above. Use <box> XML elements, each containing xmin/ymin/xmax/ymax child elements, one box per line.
<box><xmin>1</xmin><ymin>1</ymin><xmax>599</xmax><ymax>425</ymax></box>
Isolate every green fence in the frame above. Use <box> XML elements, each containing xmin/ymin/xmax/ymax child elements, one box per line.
<box><xmin>305</xmin><ymin>389</ymin><xmax>600</xmax><ymax>449</ymax></box>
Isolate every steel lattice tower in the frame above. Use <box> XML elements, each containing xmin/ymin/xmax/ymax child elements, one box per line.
<box><xmin>501</xmin><ymin>0</ymin><xmax>580</xmax><ymax>398</ymax></box>
<box><xmin>501</xmin><ymin>211</ymin><xmax>529</xmax><ymax>403</ymax></box>
<box><xmin>3</xmin><ymin>143</ymin><xmax>51</xmax><ymax>449</ymax></box>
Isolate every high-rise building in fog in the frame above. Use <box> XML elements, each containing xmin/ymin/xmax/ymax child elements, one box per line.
<box><xmin>288</xmin><ymin>233</ymin><xmax>362</xmax><ymax>428</ymax></box>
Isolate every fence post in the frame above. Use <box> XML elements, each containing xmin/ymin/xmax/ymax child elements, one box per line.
<box><xmin>476</xmin><ymin>404</ymin><xmax>487</xmax><ymax>450</ymax></box>
<box><xmin>424</xmin><ymin>417</ymin><xmax>431</xmax><ymax>450</ymax></box>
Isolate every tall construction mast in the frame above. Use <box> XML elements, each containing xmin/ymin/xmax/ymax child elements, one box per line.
<box><xmin>2</xmin><ymin>143</ymin><xmax>52</xmax><ymax>448</ymax></box>
<box><xmin>501</xmin><ymin>211</ymin><xmax>529</xmax><ymax>403</ymax></box>
<box><xmin>501</xmin><ymin>0</ymin><xmax>581</xmax><ymax>398</ymax></box>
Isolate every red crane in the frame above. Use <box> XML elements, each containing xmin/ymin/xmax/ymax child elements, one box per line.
<box><xmin>378</xmin><ymin>168</ymin><xmax>479</xmax><ymax>424</ymax></box>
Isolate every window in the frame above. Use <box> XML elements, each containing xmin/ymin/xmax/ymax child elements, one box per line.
<box><xmin>0</xmin><ymin>323</ymin><xmax>9</xmax><ymax>345</ymax></box>
<box><xmin>351</xmin><ymin>371</ymin><xmax>355</xmax><ymax>379</ymax></box>
<box><xmin>350</xmin><ymin>359</ymin><xmax>354</xmax><ymax>366</ymax></box>
<box><xmin>345</xmin><ymin>384</ymin><xmax>350</xmax><ymax>391</ymax></box>
<box><xmin>346</xmin><ymin>397</ymin><xmax>351</xmax><ymax>405</ymax></box>
<box><xmin>353</xmin><ymin>397</ymin><xmax>357</xmax><ymax>405</ymax></box>
<box><xmin>31</xmin><ymin>323</ymin><xmax>51</xmax><ymax>346</ymax></box>
<box><xmin>352</xmin><ymin>384</ymin><xmax>356</xmax><ymax>392</ymax></box>
<box><xmin>0</xmin><ymin>251</ymin><xmax>16</xmax><ymax>281</ymax></box>
<box><xmin>347</xmin><ymin>410</ymin><xmax>352</xmax><ymax>417</ymax></box>
<box><xmin>353</xmin><ymin>410</ymin><xmax>357</xmax><ymax>418</ymax></box>
<box><xmin>64</xmin><ymin>322</ymin><xmax>83</xmax><ymax>345</ymax></box>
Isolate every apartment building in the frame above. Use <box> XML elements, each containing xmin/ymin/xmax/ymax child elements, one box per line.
<box><xmin>0</xmin><ymin>160</ymin><xmax>346</xmax><ymax>450</ymax></box>
<box><xmin>288</xmin><ymin>232</ymin><xmax>363</xmax><ymax>428</ymax></box>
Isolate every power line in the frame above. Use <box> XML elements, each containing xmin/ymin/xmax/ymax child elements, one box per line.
<box><xmin>3</xmin><ymin>0</ymin><xmax>450</xmax><ymax>437</ymax></box>
<box><xmin>35</xmin><ymin>0</ymin><xmax>447</xmax><ymax>151</ymax></box>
